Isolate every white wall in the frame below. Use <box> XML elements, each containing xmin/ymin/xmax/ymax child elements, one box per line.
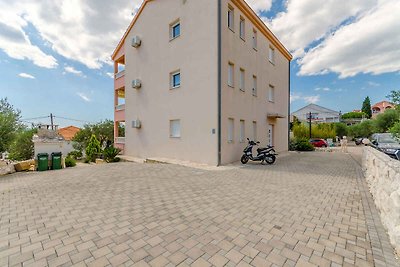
<box><xmin>363</xmin><ymin>146</ymin><xmax>400</xmax><ymax>255</ymax></box>
<box><xmin>34</xmin><ymin>141</ymin><xmax>74</xmax><ymax>158</ymax></box>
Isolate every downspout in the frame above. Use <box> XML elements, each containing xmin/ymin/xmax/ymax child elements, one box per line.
<box><xmin>288</xmin><ymin>61</ymin><xmax>291</xmax><ymax>149</ymax></box>
<box><xmin>217</xmin><ymin>0</ymin><xmax>222</xmax><ymax>166</ymax></box>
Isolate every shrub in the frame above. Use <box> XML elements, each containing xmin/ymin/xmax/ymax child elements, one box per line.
<box><xmin>348</xmin><ymin>120</ymin><xmax>376</xmax><ymax>138</ymax></box>
<box><xmin>374</xmin><ymin>109</ymin><xmax>399</xmax><ymax>132</ymax></box>
<box><xmin>67</xmin><ymin>150</ymin><xmax>82</xmax><ymax>159</ymax></box>
<box><xmin>334</xmin><ymin>123</ymin><xmax>348</xmax><ymax>138</ymax></box>
<box><xmin>341</xmin><ymin>112</ymin><xmax>367</xmax><ymax>119</ymax></box>
<box><xmin>294</xmin><ymin>139</ymin><xmax>315</xmax><ymax>151</ymax></box>
<box><xmin>103</xmin><ymin>147</ymin><xmax>121</xmax><ymax>163</ymax></box>
<box><xmin>85</xmin><ymin>134</ymin><xmax>101</xmax><ymax>162</ymax></box>
<box><xmin>65</xmin><ymin>156</ymin><xmax>76</xmax><ymax>167</ymax></box>
<box><xmin>8</xmin><ymin>129</ymin><xmax>36</xmax><ymax>161</ymax></box>
<box><xmin>292</xmin><ymin>123</ymin><xmax>336</xmax><ymax>140</ymax></box>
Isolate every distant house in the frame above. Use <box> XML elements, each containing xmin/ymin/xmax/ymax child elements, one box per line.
<box><xmin>372</xmin><ymin>101</ymin><xmax>395</xmax><ymax>118</ymax></box>
<box><xmin>33</xmin><ymin>125</ymin><xmax>80</xmax><ymax>158</ymax></box>
<box><xmin>291</xmin><ymin>104</ymin><xmax>340</xmax><ymax>123</ymax></box>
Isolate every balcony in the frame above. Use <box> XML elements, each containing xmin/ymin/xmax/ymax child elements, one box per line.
<box><xmin>115</xmin><ymin>104</ymin><xmax>125</xmax><ymax>111</ymax></box>
<box><xmin>114</xmin><ymin>71</ymin><xmax>125</xmax><ymax>90</ymax></box>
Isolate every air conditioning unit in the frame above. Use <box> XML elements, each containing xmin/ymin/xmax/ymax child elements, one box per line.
<box><xmin>132</xmin><ymin>120</ymin><xmax>142</xmax><ymax>129</ymax></box>
<box><xmin>131</xmin><ymin>36</ymin><xmax>141</xmax><ymax>48</ymax></box>
<box><xmin>132</xmin><ymin>79</ymin><xmax>142</xmax><ymax>89</ymax></box>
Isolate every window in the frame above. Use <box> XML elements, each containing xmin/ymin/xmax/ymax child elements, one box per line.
<box><xmin>252</xmin><ymin>121</ymin><xmax>257</xmax><ymax>141</ymax></box>
<box><xmin>252</xmin><ymin>75</ymin><xmax>257</xmax><ymax>96</ymax></box>
<box><xmin>170</xmin><ymin>20</ymin><xmax>181</xmax><ymax>40</ymax></box>
<box><xmin>170</xmin><ymin>71</ymin><xmax>181</xmax><ymax>88</ymax></box>
<box><xmin>240</xmin><ymin>17</ymin><xmax>245</xmax><ymax>40</ymax></box>
<box><xmin>228</xmin><ymin>118</ymin><xmax>234</xmax><ymax>143</ymax></box>
<box><xmin>170</xmin><ymin>120</ymin><xmax>181</xmax><ymax>138</ymax></box>
<box><xmin>228</xmin><ymin>6</ymin><xmax>234</xmax><ymax>31</ymax></box>
<box><xmin>239</xmin><ymin>68</ymin><xmax>245</xmax><ymax>91</ymax></box>
<box><xmin>228</xmin><ymin>63</ymin><xmax>234</xmax><ymax>87</ymax></box>
<box><xmin>268</xmin><ymin>84</ymin><xmax>275</xmax><ymax>102</ymax></box>
<box><xmin>252</xmin><ymin>29</ymin><xmax>257</xmax><ymax>50</ymax></box>
<box><xmin>240</xmin><ymin>120</ymin><xmax>245</xmax><ymax>142</ymax></box>
<box><xmin>269</xmin><ymin>46</ymin><xmax>275</xmax><ymax>64</ymax></box>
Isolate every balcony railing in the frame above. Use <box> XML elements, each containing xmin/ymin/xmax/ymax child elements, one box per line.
<box><xmin>115</xmin><ymin>70</ymin><xmax>125</xmax><ymax>79</ymax></box>
<box><xmin>115</xmin><ymin>137</ymin><xmax>125</xmax><ymax>144</ymax></box>
<box><xmin>115</xmin><ymin>104</ymin><xmax>125</xmax><ymax>111</ymax></box>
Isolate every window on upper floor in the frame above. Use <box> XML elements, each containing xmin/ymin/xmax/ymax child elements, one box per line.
<box><xmin>228</xmin><ymin>62</ymin><xmax>234</xmax><ymax>87</ymax></box>
<box><xmin>252</xmin><ymin>75</ymin><xmax>257</xmax><ymax>96</ymax></box>
<box><xmin>252</xmin><ymin>29</ymin><xmax>257</xmax><ymax>50</ymax></box>
<box><xmin>239</xmin><ymin>68</ymin><xmax>245</xmax><ymax>91</ymax></box>
<box><xmin>228</xmin><ymin>6</ymin><xmax>234</xmax><ymax>31</ymax></box>
<box><xmin>268</xmin><ymin>84</ymin><xmax>275</xmax><ymax>102</ymax></box>
<box><xmin>170</xmin><ymin>70</ymin><xmax>181</xmax><ymax>89</ymax></box>
<box><xmin>170</xmin><ymin>20</ymin><xmax>181</xmax><ymax>40</ymax></box>
<box><xmin>269</xmin><ymin>46</ymin><xmax>275</xmax><ymax>64</ymax></box>
<box><xmin>240</xmin><ymin>17</ymin><xmax>245</xmax><ymax>40</ymax></box>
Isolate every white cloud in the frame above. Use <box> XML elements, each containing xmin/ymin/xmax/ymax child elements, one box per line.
<box><xmin>245</xmin><ymin>0</ymin><xmax>273</xmax><ymax>13</ymax></box>
<box><xmin>0</xmin><ymin>0</ymin><xmax>141</xmax><ymax>69</ymax></box>
<box><xmin>298</xmin><ymin>0</ymin><xmax>400</xmax><ymax>78</ymax></box>
<box><xmin>268</xmin><ymin>0</ymin><xmax>375</xmax><ymax>58</ymax></box>
<box><xmin>77</xmin><ymin>92</ymin><xmax>91</xmax><ymax>102</ymax></box>
<box><xmin>18</xmin><ymin>72</ymin><xmax>35</xmax><ymax>79</ymax></box>
<box><xmin>367</xmin><ymin>81</ymin><xmax>380</xmax><ymax>87</ymax></box>
<box><xmin>291</xmin><ymin>93</ymin><xmax>320</xmax><ymax>104</ymax></box>
<box><xmin>314</xmin><ymin>87</ymin><xmax>330</xmax><ymax>92</ymax></box>
<box><xmin>0</xmin><ymin>9</ymin><xmax>58</xmax><ymax>69</ymax></box>
<box><xmin>106</xmin><ymin>72</ymin><xmax>114</xmax><ymax>79</ymax></box>
<box><xmin>64</xmin><ymin>66</ymin><xmax>85</xmax><ymax>77</ymax></box>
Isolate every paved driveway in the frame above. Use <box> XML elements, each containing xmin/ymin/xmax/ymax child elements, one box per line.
<box><xmin>0</xmin><ymin>152</ymin><xmax>398</xmax><ymax>267</ymax></box>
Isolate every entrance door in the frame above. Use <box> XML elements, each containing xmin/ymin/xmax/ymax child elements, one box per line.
<box><xmin>268</xmin><ymin>124</ymin><xmax>274</xmax><ymax>146</ymax></box>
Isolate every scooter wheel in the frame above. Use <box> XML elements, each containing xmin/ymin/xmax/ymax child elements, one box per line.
<box><xmin>264</xmin><ymin>155</ymin><xmax>276</xmax><ymax>165</ymax></box>
<box><xmin>241</xmin><ymin>155</ymin><xmax>249</xmax><ymax>164</ymax></box>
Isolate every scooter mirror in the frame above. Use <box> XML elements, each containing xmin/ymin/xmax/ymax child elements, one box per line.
<box><xmin>257</xmin><ymin>141</ymin><xmax>260</xmax><ymax>144</ymax></box>
<box><xmin>247</xmin><ymin>138</ymin><xmax>250</xmax><ymax>141</ymax></box>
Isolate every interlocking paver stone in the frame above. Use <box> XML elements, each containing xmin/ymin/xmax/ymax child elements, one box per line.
<box><xmin>1</xmin><ymin>151</ymin><xmax>399</xmax><ymax>266</ymax></box>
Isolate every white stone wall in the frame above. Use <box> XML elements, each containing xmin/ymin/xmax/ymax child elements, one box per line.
<box><xmin>363</xmin><ymin>146</ymin><xmax>400</xmax><ymax>255</ymax></box>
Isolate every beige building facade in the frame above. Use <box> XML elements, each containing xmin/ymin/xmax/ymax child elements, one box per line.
<box><xmin>112</xmin><ymin>0</ymin><xmax>292</xmax><ymax>165</ymax></box>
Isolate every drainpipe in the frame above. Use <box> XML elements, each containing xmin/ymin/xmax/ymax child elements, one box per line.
<box><xmin>288</xmin><ymin>61</ymin><xmax>291</xmax><ymax>149</ymax></box>
<box><xmin>217</xmin><ymin>0</ymin><xmax>222</xmax><ymax>166</ymax></box>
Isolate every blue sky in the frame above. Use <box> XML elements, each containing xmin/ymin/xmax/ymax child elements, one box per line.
<box><xmin>1</xmin><ymin>0</ymin><xmax>399</xmax><ymax>127</ymax></box>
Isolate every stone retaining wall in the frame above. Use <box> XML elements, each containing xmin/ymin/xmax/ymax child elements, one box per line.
<box><xmin>363</xmin><ymin>146</ymin><xmax>400</xmax><ymax>255</ymax></box>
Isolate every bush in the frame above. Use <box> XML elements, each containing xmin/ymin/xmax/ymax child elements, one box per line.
<box><xmin>67</xmin><ymin>150</ymin><xmax>82</xmax><ymax>159</ymax></box>
<box><xmin>334</xmin><ymin>123</ymin><xmax>348</xmax><ymax>138</ymax></box>
<box><xmin>293</xmin><ymin>123</ymin><xmax>336</xmax><ymax>140</ymax></box>
<box><xmin>341</xmin><ymin>112</ymin><xmax>367</xmax><ymax>119</ymax></box>
<box><xmin>85</xmin><ymin>134</ymin><xmax>101</xmax><ymax>162</ymax></box>
<box><xmin>103</xmin><ymin>147</ymin><xmax>121</xmax><ymax>163</ymax></box>
<box><xmin>8</xmin><ymin>129</ymin><xmax>36</xmax><ymax>161</ymax></box>
<box><xmin>374</xmin><ymin>109</ymin><xmax>399</xmax><ymax>132</ymax></box>
<box><xmin>348</xmin><ymin>120</ymin><xmax>377</xmax><ymax>138</ymax></box>
<box><xmin>65</xmin><ymin>156</ymin><xmax>76</xmax><ymax>167</ymax></box>
<box><xmin>290</xmin><ymin>138</ymin><xmax>315</xmax><ymax>151</ymax></box>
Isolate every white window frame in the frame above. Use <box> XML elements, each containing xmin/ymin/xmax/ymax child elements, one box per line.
<box><xmin>228</xmin><ymin>118</ymin><xmax>234</xmax><ymax>143</ymax></box>
<box><xmin>170</xmin><ymin>119</ymin><xmax>181</xmax><ymax>138</ymax></box>
<box><xmin>170</xmin><ymin>70</ymin><xmax>181</xmax><ymax>89</ymax></box>
<box><xmin>228</xmin><ymin>6</ymin><xmax>234</xmax><ymax>31</ymax></box>
<box><xmin>252</xmin><ymin>75</ymin><xmax>257</xmax><ymax>96</ymax></box>
<box><xmin>252</xmin><ymin>29</ymin><xmax>257</xmax><ymax>50</ymax></box>
<box><xmin>170</xmin><ymin>20</ymin><xmax>181</xmax><ymax>40</ymax></box>
<box><xmin>239</xmin><ymin>120</ymin><xmax>245</xmax><ymax>143</ymax></box>
<box><xmin>239</xmin><ymin>17</ymin><xmax>245</xmax><ymax>40</ymax></box>
<box><xmin>239</xmin><ymin>68</ymin><xmax>245</xmax><ymax>92</ymax></box>
<box><xmin>268</xmin><ymin>84</ymin><xmax>275</xmax><ymax>102</ymax></box>
<box><xmin>269</xmin><ymin>46</ymin><xmax>275</xmax><ymax>64</ymax></box>
<box><xmin>252</xmin><ymin>121</ymin><xmax>257</xmax><ymax>141</ymax></box>
<box><xmin>228</xmin><ymin>62</ymin><xmax>234</xmax><ymax>87</ymax></box>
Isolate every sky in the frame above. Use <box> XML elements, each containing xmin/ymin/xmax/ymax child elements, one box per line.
<box><xmin>0</xmin><ymin>0</ymin><xmax>399</xmax><ymax>127</ymax></box>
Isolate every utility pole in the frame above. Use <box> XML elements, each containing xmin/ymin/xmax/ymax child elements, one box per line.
<box><xmin>309</xmin><ymin>111</ymin><xmax>312</xmax><ymax>139</ymax></box>
<box><xmin>50</xmin><ymin>113</ymin><xmax>54</xmax><ymax>130</ymax></box>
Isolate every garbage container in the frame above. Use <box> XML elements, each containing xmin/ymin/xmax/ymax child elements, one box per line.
<box><xmin>51</xmin><ymin>152</ymin><xmax>62</xmax><ymax>170</ymax></box>
<box><xmin>37</xmin><ymin>153</ymin><xmax>49</xmax><ymax>171</ymax></box>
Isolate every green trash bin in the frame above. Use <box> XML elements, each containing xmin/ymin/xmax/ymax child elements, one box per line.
<box><xmin>37</xmin><ymin>153</ymin><xmax>49</xmax><ymax>171</ymax></box>
<box><xmin>51</xmin><ymin>152</ymin><xmax>62</xmax><ymax>170</ymax></box>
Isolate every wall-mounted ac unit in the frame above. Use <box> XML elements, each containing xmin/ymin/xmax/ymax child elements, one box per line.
<box><xmin>131</xmin><ymin>36</ymin><xmax>141</xmax><ymax>48</ymax></box>
<box><xmin>132</xmin><ymin>120</ymin><xmax>142</xmax><ymax>129</ymax></box>
<box><xmin>132</xmin><ymin>79</ymin><xmax>142</xmax><ymax>89</ymax></box>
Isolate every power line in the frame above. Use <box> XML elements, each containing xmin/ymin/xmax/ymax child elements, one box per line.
<box><xmin>53</xmin><ymin>115</ymin><xmax>94</xmax><ymax>124</ymax></box>
<box><xmin>20</xmin><ymin>116</ymin><xmax>50</xmax><ymax>121</ymax></box>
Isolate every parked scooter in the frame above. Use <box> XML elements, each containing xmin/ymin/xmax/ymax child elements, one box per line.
<box><xmin>241</xmin><ymin>138</ymin><xmax>277</xmax><ymax>165</ymax></box>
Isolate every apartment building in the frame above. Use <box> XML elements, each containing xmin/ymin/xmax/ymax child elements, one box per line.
<box><xmin>112</xmin><ymin>0</ymin><xmax>292</xmax><ymax>165</ymax></box>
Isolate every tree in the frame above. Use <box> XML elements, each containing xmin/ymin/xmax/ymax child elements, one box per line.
<box><xmin>348</xmin><ymin>120</ymin><xmax>376</xmax><ymax>138</ymax></box>
<box><xmin>0</xmin><ymin>98</ymin><xmax>23</xmax><ymax>152</ymax></box>
<box><xmin>374</xmin><ymin>109</ymin><xmax>399</xmax><ymax>132</ymax></box>
<box><xmin>8</xmin><ymin>129</ymin><xmax>36</xmax><ymax>161</ymax></box>
<box><xmin>73</xmin><ymin>120</ymin><xmax>114</xmax><ymax>152</ymax></box>
<box><xmin>334</xmin><ymin>123</ymin><xmax>348</xmax><ymax>138</ymax></box>
<box><xmin>386</xmin><ymin>90</ymin><xmax>400</xmax><ymax>105</ymax></box>
<box><xmin>341</xmin><ymin>111</ymin><xmax>367</xmax><ymax>119</ymax></box>
<box><xmin>85</xmin><ymin>134</ymin><xmax>101</xmax><ymax>162</ymax></box>
<box><xmin>362</xmin><ymin>96</ymin><xmax>372</xmax><ymax>119</ymax></box>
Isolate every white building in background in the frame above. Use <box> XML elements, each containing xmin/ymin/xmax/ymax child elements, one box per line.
<box><xmin>291</xmin><ymin>104</ymin><xmax>340</xmax><ymax>123</ymax></box>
